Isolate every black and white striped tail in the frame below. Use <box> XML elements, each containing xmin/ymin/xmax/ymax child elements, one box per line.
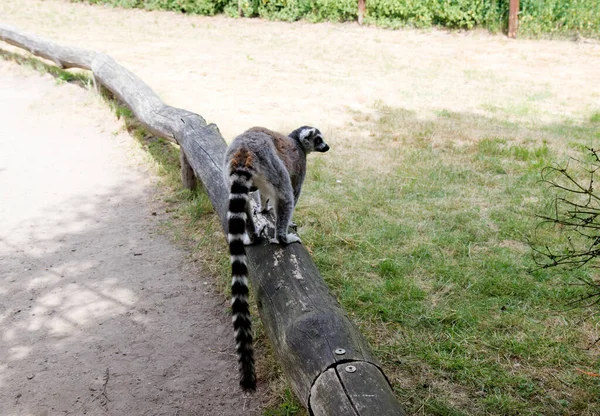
<box><xmin>227</xmin><ymin>168</ymin><xmax>256</xmax><ymax>390</ymax></box>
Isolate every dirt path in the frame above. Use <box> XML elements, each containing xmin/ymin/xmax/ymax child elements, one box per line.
<box><xmin>0</xmin><ymin>61</ymin><xmax>261</xmax><ymax>415</ymax></box>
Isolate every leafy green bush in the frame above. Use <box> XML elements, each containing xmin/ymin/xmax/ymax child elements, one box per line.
<box><xmin>520</xmin><ymin>0</ymin><xmax>600</xmax><ymax>36</ymax></box>
<box><xmin>243</xmin><ymin>0</ymin><xmax>357</xmax><ymax>22</ymax></box>
<box><xmin>72</xmin><ymin>0</ymin><xmax>600</xmax><ymax>36</ymax></box>
<box><xmin>144</xmin><ymin>0</ymin><xmax>229</xmax><ymax>15</ymax></box>
<box><xmin>366</xmin><ymin>0</ymin><xmax>435</xmax><ymax>27</ymax></box>
<box><xmin>255</xmin><ymin>0</ymin><xmax>311</xmax><ymax>21</ymax></box>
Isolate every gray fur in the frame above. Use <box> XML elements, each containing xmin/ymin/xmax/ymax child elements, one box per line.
<box><xmin>224</xmin><ymin>126</ymin><xmax>329</xmax><ymax>245</ymax></box>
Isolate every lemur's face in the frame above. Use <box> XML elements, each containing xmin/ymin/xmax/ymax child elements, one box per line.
<box><xmin>298</xmin><ymin>127</ymin><xmax>330</xmax><ymax>153</ymax></box>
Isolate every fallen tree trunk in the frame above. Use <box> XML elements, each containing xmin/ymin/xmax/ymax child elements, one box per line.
<box><xmin>0</xmin><ymin>24</ymin><xmax>95</xmax><ymax>69</ymax></box>
<box><xmin>0</xmin><ymin>23</ymin><xmax>406</xmax><ymax>415</ymax></box>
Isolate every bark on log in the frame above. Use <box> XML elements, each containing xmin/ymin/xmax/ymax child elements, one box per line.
<box><xmin>0</xmin><ymin>23</ymin><xmax>406</xmax><ymax>415</ymax></box>
<box><xmin>0</xmin><ymin>23</ymin><xmax>95</xmax><ymax>69</ymax></box>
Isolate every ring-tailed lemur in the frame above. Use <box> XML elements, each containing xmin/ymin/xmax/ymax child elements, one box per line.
<box><xmin>223</xmin><ymin>126</ymin><xmax>329</xmax><ymax>390</ymax></box>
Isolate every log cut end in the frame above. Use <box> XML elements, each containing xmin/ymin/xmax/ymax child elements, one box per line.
<box><xmin>310</xmin><ymin>361</ymin><xmax>405</xmax><ymax>416</ymax></box>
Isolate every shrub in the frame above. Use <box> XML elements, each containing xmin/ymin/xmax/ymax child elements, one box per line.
<box><xmin>72</xmin><ymin>0</ymin><xmax>600</xmax><ymax>37</ymax></box>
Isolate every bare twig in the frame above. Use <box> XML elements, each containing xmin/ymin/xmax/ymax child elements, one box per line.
<box><xmin>531</xmin><ymin>148</ymin><xmax>600</xmax><ymax>307</ymax></box>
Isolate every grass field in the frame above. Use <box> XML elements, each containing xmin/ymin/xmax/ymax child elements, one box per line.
<box><xmin>2</xmin><ymin>1</ymin><xmax>600</xmax><ymax>414</ymax></box>
<box><xmin>304</xmin><ymin>106</ymin><xmax>600</xmax><ymax>415</ymax></box>
<box><xmin>137</xmin><ymin>96</ymin><xmax>600</xmax><ymax>415</ymax></box>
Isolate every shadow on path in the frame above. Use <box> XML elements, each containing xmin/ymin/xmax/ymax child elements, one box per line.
<box><xmin>0</xmin><ymin>59</ymin><xmax>260</xmax><ymax>415</ymax></box>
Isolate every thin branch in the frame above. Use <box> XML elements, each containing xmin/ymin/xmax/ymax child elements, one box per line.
<box><xmin>530</xmin><ymin>148</ymin><xmax>600</xmax><ymax>309</ymax></box>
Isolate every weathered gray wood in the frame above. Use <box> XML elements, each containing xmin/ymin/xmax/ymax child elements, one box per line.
<box><xmin>311</xmin><ymin>362</ymin><xmax>404</xmax><ymax>415</ymax></box>
<box><xmin>0</xmin><ymin>23</ymin><xmax>95</xmax><ymax>69</ymax></box>
<box><xmin>90</xmin><ymin>53</ymin><xmax>231</xmax><ymax>209</ymax></box>
<box><xmin>92</xmin><ymin>53</ymin><xmax>183</xmax><ymax>143</ymax></box>
<box><xmin>336</xmin><ymin>361</ymin><xmax>405</xmax><ymax>416</ymax></box>
<box><xmin>310</xmin><ymin>368</ymin><xmax>359</xmax><ymax>416</ymax></box>
<box><xmin>179</xmin><ymin>147</ymin><xmax>197</xmax><ymax>190</ymax></box>
<box><xmin>0</xmin><ymin>24</ymin><xmax>406</xmax><ymax>415</ymax></box>
<box><xmin>247</xmin><ymin>237</ymin><xmax>378</xmax><ymax>405</ymax></box>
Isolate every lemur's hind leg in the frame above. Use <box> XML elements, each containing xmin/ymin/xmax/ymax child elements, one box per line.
<box><xmin>273</xmin><ymin>196</ymin><xmax>300</xmax><ymax>245</ymax></box>
<box><xmin>270</xmin><ymin>169</ymin><xmax>301</xmax><ymax>245</ymax></box>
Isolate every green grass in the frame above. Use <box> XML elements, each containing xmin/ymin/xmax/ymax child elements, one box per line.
<box><xmin>0</xmin><ymin>49</ymin><xmax>91</xmax><ymax>86</ymax></box>
<box><xmin>292</xmin><ymin>105</ymin><xmax>600</xmax><ymax>415</ymax></box>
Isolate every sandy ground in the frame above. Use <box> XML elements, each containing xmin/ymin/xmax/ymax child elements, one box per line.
<box><xmin>0</xmin><ymin>61</ymin><xmax>262</xmax><ymax>415</ymax></box>
<box><xmin>1</xmin><ymin>0</ymin><xmax>599</xmax><ymax>143</ymax></box>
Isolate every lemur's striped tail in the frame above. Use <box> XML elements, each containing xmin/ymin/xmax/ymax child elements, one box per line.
<box><xmin>227</xmin><ymin>167</ymin><xmax>256</xmax><ymax>391</ymax></box>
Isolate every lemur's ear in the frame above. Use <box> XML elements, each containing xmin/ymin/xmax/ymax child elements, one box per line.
<box><xmin>298</xmin><ymin>126</ymin><xmax>316</xmax><ymax>140</ymax></box>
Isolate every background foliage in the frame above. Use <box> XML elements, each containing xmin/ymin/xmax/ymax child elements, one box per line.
<box><xmin>75</xmin><ymin>0</ymin><xmax>600</xmax><ymax>36</ymax></box>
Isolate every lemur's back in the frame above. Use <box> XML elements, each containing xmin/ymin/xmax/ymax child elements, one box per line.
<box><xmin>226</xmin><ymin>127</ymin><xmax>305</xmax><ymax>180</ymax></box>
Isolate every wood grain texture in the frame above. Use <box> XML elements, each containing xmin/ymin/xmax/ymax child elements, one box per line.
<box><xmin>0</xmin><ymin>24</ymin><xmax>406</xmax><ymax>415</ymax></box>
<box><xmin>0</xmin><ymin>23</ymin><xmax>96</xmax><ymax>69</ymax></box>
<box><xmin>337</xmin><ymin>361</ymin><xmax>405</xmax><ymax>416</ymax></box>
<box><xmin>311</xmin><ymin>362</ymin><xmax>405</xmax><ymax>415</ymax></box>
<box><xmin>310</xmin><ymin>368</ymin><xmax>359</xmax><ymax>416</ymax></box>
<box><xmin>247</xmin><ymin>236</ymin><xmax>377</xmax><ymax>404</ymax></box>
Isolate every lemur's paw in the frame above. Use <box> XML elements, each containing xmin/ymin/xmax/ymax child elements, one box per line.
<box><xmin>274</xmin><ymin>233</ymin><xmax>301</xmax><ymax>246</ymax></box>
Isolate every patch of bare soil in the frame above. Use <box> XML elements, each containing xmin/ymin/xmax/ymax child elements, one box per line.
<box><xmin>0</xmin><ymin>61</ymin><xmax>262</xmax><ymax>415</ymax></box>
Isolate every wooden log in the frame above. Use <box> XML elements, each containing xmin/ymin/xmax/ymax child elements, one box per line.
<box><xmin>0</xmin><ymin>24</ymin><xmax>406</xmax><ymax>415</ymax></box>
<box><xmin>310</xmin><ymin>368</ymin><xmax>359</xmax><ymax>416</ymax></box>
<box><xmin>246</xmin><ymin>235</ymin><xmax>395</xmax><ymax>407</ymax></box>
<box><xmin>311</xmin><ymin>362</ymin><xmax>405</xmax><ymax>416</ymax></box>
<box><xmin>335</xmin><ymin>361</ymin><xmax>404</xmax><ymax>415</ymax></box>
<box><xmin>180</xmin><ymin>147</ymin><xmax>198</xmax><ymax>190</ymax></box>
<box><xmin>0</xmin><ymin>23</ymin><xmax>95</xmax><ymax>69</ymax></box>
